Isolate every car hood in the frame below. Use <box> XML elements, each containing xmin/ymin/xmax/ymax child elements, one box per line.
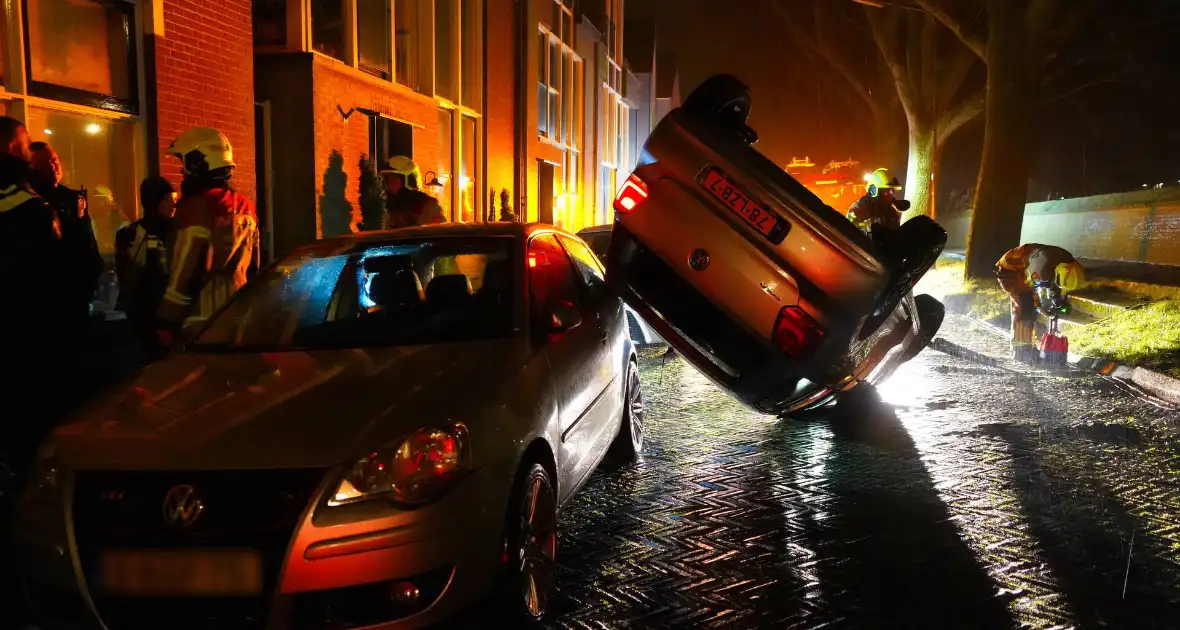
<box><xmin>52</xmin><ymin>340</ymin><xmax>527</xmax><ymax>471</ymax></box>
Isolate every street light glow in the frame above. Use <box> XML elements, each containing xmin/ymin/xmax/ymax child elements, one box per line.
<box><xmin>85</xmin><ymin>123</ymin><xmax>102</xmax><ymax>135</ymax></box>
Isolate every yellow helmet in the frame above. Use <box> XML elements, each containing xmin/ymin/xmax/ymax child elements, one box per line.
<box><xmin>167</xmin><ymin>127</ymin><xmax>235</xmax><ymax>175</ymax></box>
<box><xmin>1055</xmin><ymin>261</ymin><xmax>1085</xmax><ymax>292</ymax></box>
<box><xmin>865</xmin><ymin>168</ymin><xmax>902</xmax><ymax>197</ymax></box>
<box><xmin>380</xmin><ymin>155</ymin><xmax>422</xmax><ymax>190</ymax></box>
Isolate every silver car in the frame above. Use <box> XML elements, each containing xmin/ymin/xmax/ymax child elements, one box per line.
<box><xmin>15</xmin><ymin>223</ymin><xmax>644</xmax><ymax>629</ymax></box>
<box><xmin>576</xmin><ymin>225</ymin><xmax>664</xmax><ymax>347</ymax></box>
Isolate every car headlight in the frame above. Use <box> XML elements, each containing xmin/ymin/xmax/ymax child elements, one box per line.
<box><xmin>329</xmin><ymin>423</ymin><xmax>470</xmax><ymax>508</ymax></box>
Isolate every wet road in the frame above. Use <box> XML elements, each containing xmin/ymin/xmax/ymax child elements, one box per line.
<box><xmin>545</xmin><ymin>315</ymin><xmax>1180</xmax><ymax>629</ymax></box>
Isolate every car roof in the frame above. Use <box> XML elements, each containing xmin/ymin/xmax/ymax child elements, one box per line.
<box><xmin>307</xmin><ymin>222</ymin><xmax>579</xmax><ymax>250</ymax></box>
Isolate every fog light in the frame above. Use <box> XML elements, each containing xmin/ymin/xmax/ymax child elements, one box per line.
<box><xmin>390</xmin><ymin>581</ymin><xmax>420</xmax><ymax>606</ymax></box>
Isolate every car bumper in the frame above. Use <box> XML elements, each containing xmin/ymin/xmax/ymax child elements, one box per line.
<box><xmin>16</xmin><ymin>467</ymin><xmax>511</xmax><ymax>630</ymax></box>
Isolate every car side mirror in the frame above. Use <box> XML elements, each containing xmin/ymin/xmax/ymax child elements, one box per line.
<box><xmin>546</xmin><ymin>300</ymin><xmax>583</xmax><ymax>334</ymax></box>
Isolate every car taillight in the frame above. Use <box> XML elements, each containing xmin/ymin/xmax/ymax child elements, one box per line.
<box><xmin>613</xmin><ymin>174</ymin><xmax>648</xmax><ymax>214</ymax></box>
<box><xmin>773</xmin><ymin>306</ymin><xmax>826</xmax><ymax>358</ymax></box>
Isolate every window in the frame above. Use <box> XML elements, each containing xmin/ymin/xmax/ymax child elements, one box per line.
<box><xmin>27</xmin><ymin>108</ymin><xmax>137</xmax><ymax>257</ymax></box>
<box><xmin>435</xmin><ymin>0</ymin><xmax>457</xmax><ymax>101</ymax></box>
<box><xmin>190</xmin><ymin>238</ymin><xmax>517</xmax><ymax>352</ymax></box>
<box><xmin>253</xmin><ymin>0</ymin><xmax>287</xmax><ymax>46</ymax></box>
<box><xmin>558</xmin><ymin>235</ymin><xmax>607</xmax><ymax>303</ymax></box>
<box><xmin>528</xmin><ymin>234</ymin><xmax>580</xmax><ymax>316</ymax></box>
<box><xmin>461</xmin><ymin>0</ymin><xmax>482</xmax><ymax>109</ymax></box>
<box><xmin>370</xmin><ymin>116</ymin><xmax>413</xmax><ymax>167</ymax></box>
<box><xmin>537</xmin><ymin>32</ymin><xmax>549</xmax><ymax>135</ymax></box>
<box><xmin>358</xmin><ymin>0</ymin><xmax>392</xmax><ymax>79</ymax></box>
<box><xmin>394</xmin><ymin>0</ymin><xmax>418</xmax><ymax>87</ymax></box>
<box><xmin>461</xmin><ymin>115</ymin><xmax>478</xmax><ymax>222</ymax></box>
<box><xmin>438</xmin><ymin>107</ymin><xmax>454</xmax><ymax>220</ymax></box>
<box><xmin>311</xmin><ymin>0</ymin><xmax>346</xmax><ymax>60</ymax></box>
<box><xmin>23</xmin><ymin>0</ymin><xmax>137</xmax><ymax>112</ymax></box>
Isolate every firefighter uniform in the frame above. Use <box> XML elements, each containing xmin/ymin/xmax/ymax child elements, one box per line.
<box><xmin>995</xmin><ymin>243</ymin><xmax>1085</xmax><ymax>354</ymax></box>
<box><xmin>380</xmin><ymin>156</ymin><xmax>446</xmax><ymax>228</ymax></box>
<box><xmin>156</xmin><ymin>128</ymin><xmax>260</xmax><ymax>331</ymax></box>
<box><xmin>846</xmin><ymin>168</ymin><xmax>904</xmax><ymax>232</ymax></box>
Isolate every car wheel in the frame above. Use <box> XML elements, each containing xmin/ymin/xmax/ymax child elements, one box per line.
<box><xmin>860</xmin><ymin>217</ymin><xmax>947</xmax><ymax>337</ymax></box>
<box><xmin>501</xmin><ymin>462</ymin><xmax>558</xmax><ymax>624</ymax></box>
<box><xmin>607</xmin><ymin>360</ymin><xmax>645</xmax><ymax>464</ymax></box>
<box><xmin>899</xmin><ymin>294</ymin><xmax>946</xmax><ymax>362</ymax></box>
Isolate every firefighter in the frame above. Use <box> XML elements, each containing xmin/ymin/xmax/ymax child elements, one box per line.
<box><xmin>995</xmin><ymin>243</ymin><xmax>1085</xmax><ymax>363</ymax></box>
<box><xmin>846</xmin><ymin>168</ymin><xmax>907</xmax><ymax>232</ymax></box>
<box><xmin>380</xmin><ymin>156</ymin><xmax>445</xmax><ymax>228</ymax></box>
<box><xmin>116</xmin><ymin>177</ymin><xmax>176</xmax><ymax>360</ymax></box>
<box><xmin>156</xmin><ymin>127</ymin><xmax>260</xmax><ymax>346</ymax></box>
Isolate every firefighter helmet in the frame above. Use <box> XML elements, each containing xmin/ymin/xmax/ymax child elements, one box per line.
<box><xmin>1055</xmin><ymin>260</ymin><xmax>1085</xmax><ymax>292</ymax></box>
<box><xmin>167</xmin><ymin>127</ymin><xmax>235</xmax><ymax>176</ymax></box>
<box><xmin>865</xmin><ymin>168</ymin><xmax>902</xmax><ymax>198</ymax></box>
<box><xmin>379</xmin><ymin>155</ymin><xmax>422</xmax><ymax>190</ymax></box>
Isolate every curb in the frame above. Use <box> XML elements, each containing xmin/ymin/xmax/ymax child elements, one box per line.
<box><xmin>954</xmin><ymin>308</ymin><xmax>1180</xmax><ymax>405</ymax></box>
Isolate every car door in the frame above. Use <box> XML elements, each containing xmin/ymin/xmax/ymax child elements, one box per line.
<box><xmin>527</xmin><ymin>233</ymin><xmax>608</xmax><ymax>497</ymax></box>
<box><xmin>557</xmin><ymin>234</ymin><xmax>625</xmax><ymax>442</ymax></box>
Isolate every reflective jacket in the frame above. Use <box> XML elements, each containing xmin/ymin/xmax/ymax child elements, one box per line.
<box><xmin>157</xmin><ymin>187</ymin><xmax>259</xmax><ymax>329</ymax></box>
<box><xmin>115</xmin><ymin>216</ymin><xmax>174</xmax><ymax>318</ymax></box>
<box><xmin>383</xmin><ymin>188</ymin><xmax>445</xmax><ymax>229</ymax></box>
<box><xmin>846</xmin><ymin>194</ymin><xmax>901</xmax><ymax>232</ymax></box>
<box><xmin>995</xmin><ymin>244</ymin><xmax>1077</xmax><ymax>291</ymax></box>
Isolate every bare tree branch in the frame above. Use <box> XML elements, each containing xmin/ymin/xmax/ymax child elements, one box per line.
<box><xmin>918</xmin><ymin>12</ymin><xmax>940</xmax><ymax>112</ymax></box>
<box><xmin>867</xmin><ymin>6</ymin><xmax>918</xmax><ymax>122</ymax></box>
<box><xmin>913</xmin><ymin>0</ymin><xmax>986</xmax><ymax>59</ymax></box>
<box><xmin>936</xmin><ymin>86</ymin><xmax>985</xmax><ymax>142</ymax></box>
<box><xmin>936</xmin><ymin>46</ymin><xmax>978</xmax><ymax>112</ymax></box>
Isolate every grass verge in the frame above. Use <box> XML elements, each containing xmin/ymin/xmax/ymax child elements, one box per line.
<box><xmin>1069</xmin><ymin>301</ymin><xmax>1180</xmax><ymax>378</ymax></box>
<box><xmin>914</xmin><ymin>260</ymin><xmax>1009</xmax><ymax>321</ymax></box>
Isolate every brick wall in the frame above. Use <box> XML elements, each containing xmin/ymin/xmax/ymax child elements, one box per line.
<box><xmin>310</xmin><ymin>57</ymin><xmax>440</xmax><ymax>237</ymax></box>
<box><xmin>485</xmin><ymin>0</ymin><xmax>518</xmax><ymax>210</ymax></box>
<box><xmin>154</xmin><ymin>0</ymin><xmax>256</xmax><ymax>203</ymax></box>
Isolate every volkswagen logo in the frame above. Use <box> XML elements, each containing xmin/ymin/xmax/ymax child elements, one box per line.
<box><xmin>162</xmin><ymin>484</ymin><xmax>205</xmax><ymax>529</ymax></box>
<box><xmin>688</xmin><ymin>249</ymin><xmax>711</xmax><ymax>271</ymax></box>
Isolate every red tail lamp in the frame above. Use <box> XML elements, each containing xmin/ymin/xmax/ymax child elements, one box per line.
<box><xmin>773</xmin><ymin>306</ymin><xmax>826</xmax><ymax>358</ymax></box>
<box><xmin>613</xmin><ymin>174</ymin><xmax>648</xmax><ymax>214</ymax></box>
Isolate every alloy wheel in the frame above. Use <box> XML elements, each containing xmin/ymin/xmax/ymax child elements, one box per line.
<box><xmin>516</xmin><ymin>469</ymin><xmax>557</xmax><ymax>619</ymax></box>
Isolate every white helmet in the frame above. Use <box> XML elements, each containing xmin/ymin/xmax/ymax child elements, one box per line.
<box><xmin>167</xmin><ymin>127</ymin><xmax>235</xmax><ymax>176</ymax></box>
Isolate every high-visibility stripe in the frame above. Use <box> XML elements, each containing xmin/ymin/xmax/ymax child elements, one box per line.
<box><xmin>0</xmin><ymin>185</ymin><xmax>36</xmax><ymax>214</ymax></box>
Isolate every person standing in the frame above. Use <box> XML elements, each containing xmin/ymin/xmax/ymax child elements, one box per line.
<box><xmin>156</xmin><ymin>127</ymin><xmax>260</xmax><ymax>346</ymax></box>
<box><xmin>846</xmin><ymin>168</ymin><xmax>907</xmax><ymax>233</ymax></box>
<box><xmin>380</xmin><ymin>156</ymin><xmax>445</xmax><ymax>228</ymax></box>
<box><xmin>116</xmin><ymin>177</ymin><xmax>176</xmax><ymax>360</ymax></box>
<box><xmin>29</xmin><ymin>141</ymin><xmax>103</xmax><ymax>343</ymax></box>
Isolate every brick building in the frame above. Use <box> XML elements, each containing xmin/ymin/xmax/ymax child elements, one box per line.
<box><xmin>2</xmin><ymin>0</ymin><xmax>643</xmax><ymax>269</ymax></box>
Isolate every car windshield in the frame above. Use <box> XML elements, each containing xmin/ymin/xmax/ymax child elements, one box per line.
<box><xmin>579</xmin><ymin>231</ymin><xmax>611</xmax><ymax>264</ymax></box>
<box><xmin>190</xmin><ymin>237</ymin><xmax>517</xmax><ymax>352</ymax></box>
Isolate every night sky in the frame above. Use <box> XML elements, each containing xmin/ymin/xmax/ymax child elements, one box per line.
<box><xmin>628</xmin><ymin>0</ymin><xmax>1180</xmax><ymax>207</ymax></box>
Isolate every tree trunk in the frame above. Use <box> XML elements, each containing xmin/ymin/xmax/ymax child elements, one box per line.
<box><xmin>964</xmin><ymin>0</ymin><xmax>1038</xmax><ymax>278</ymax></box>
<box><xmin>902</xmin><ymin>125</ymin><xmax>937</xmax><ymax>222</ymax></box>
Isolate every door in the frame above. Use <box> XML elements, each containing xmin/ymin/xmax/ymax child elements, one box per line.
<box><xmin>527</xmin><ymin>233</ymin><xmax>607</xmax><ymax>498</ymax></box>
<box><xmin>537</xmin><ymin>161</ymin><xmax>555</xmax><ymax>224</ymax></box>
<box><xmin>558</xmin><ymin>233</ymin><xmax>626</xmax><ymax>452</ymax></box>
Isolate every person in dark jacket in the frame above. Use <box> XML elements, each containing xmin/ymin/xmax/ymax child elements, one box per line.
<box><xmin>116</xmin><ymin>177</ymin><xmax>177</xmax><ymax>360</ymax></box>
<box><xmin>29</xmin><ymin>141</ymin><xmax>103</xmax><ymax>342</ymax></box>
<box><xmin>0</xmin><ymin>117</ymin><xmax>63</xmax><ymax>624</ymax></box>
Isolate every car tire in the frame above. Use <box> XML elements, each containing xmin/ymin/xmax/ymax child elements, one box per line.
<box><xmin>860</xmin><ymin>216</ymin><xmax>947</xmax><ymax>337</ymax></box>
<box><xmin>498</xmin><ymin>461</ymin><xmax>558</xmax><ymax>625</ymax></box>
<box><xmin>607</xmin><ymin>360</ymin><xmax>644</xmax><ymax>465</ymax></box>
<box><xmin>681</xmin><ymin>74</ymin><xmax>758</xmax><ymax>144</ymax></box>
<box><xmin>899</xmin><ymin>294</ymin><xmax>946</xmax><ymax>363</ymax></box>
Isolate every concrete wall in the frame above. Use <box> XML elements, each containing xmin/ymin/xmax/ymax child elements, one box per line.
<box><xmin>943</xmin><ymin>188</ymin><xmax>1180</xmax><ymax>265</ymax></box>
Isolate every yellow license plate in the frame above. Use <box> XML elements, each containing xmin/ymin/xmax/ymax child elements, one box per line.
<box><xmin>100</xmin><ymin>549</ymin><xmax>263</xmax><ymax>596</ymax></box>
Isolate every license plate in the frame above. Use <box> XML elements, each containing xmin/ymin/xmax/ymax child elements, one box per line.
<box><xmin>100</xmin><ymin>549</ymin><xmax>263</xmax><ymax>596</ymax></box>
<box><xmin>700</xmin><ymin>168</ymin><xmax>789</xmax><ymax>245</ymax></box>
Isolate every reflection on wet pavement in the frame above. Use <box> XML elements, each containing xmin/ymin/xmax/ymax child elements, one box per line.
<box><xmin>548</xmin><ymin>315</ymin><xmax>1180</xmax><ymax>628</ymax></box>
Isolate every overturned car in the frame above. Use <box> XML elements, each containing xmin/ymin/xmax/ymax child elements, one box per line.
<box><xmin>605</xmin><ymin>74</ymin><xmax>947</xmax><ymax>415</ymax></box>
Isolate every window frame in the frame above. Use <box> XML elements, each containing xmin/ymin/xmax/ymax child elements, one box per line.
<box><xmin>20</xmin><ymin>0</ymin><xmax>140</xmax><ymax>115</ymax></box>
